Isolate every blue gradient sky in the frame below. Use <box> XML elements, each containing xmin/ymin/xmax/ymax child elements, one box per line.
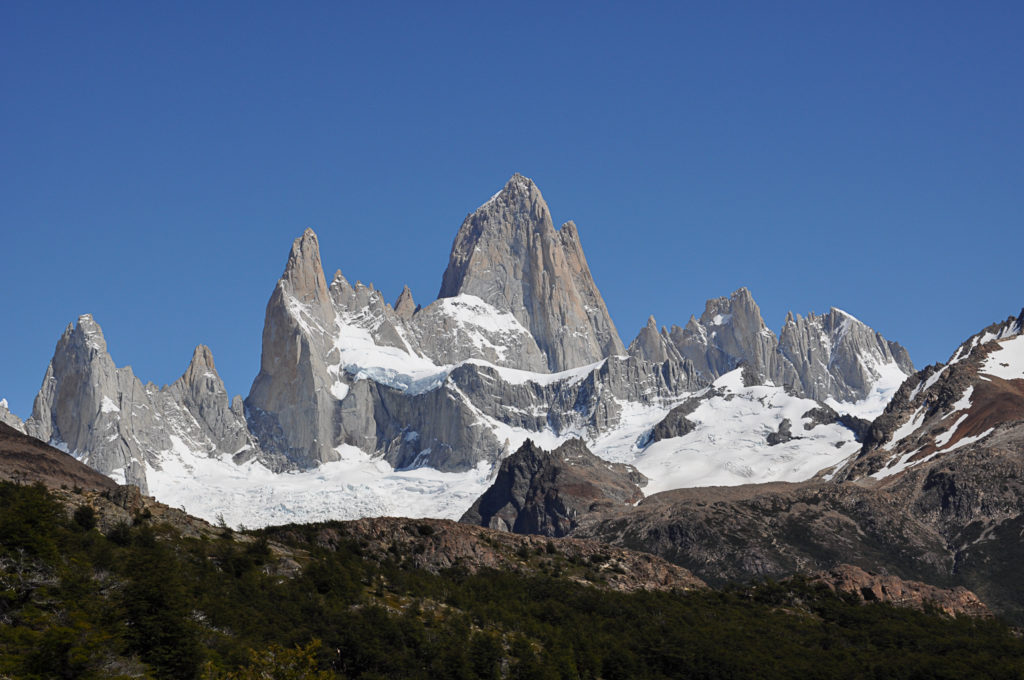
<box><xmin>2</xmin><ymin>2</ymin><xmax>1022</xmax><ymax>418</ymax></box>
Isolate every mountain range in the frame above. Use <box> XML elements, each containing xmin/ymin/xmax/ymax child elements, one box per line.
<box><xmin>4</xmin><ymin>173</ymin><xmax>916</xmax><ymax>527</ymax></box>
<box><xmin>4</xmin><ymin>172</ymin><xmax>1024</xmax><ymax>621</ymax></box>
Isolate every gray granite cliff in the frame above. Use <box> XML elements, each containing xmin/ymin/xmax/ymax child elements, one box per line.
<box><xmin>438</xmin><ymin>174</ymin><xmax>625</xmax><ymax>371</ymax></box>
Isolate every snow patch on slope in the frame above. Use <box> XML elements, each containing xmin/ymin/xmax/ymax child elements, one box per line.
<box><xmin>100</xmin><ymin>396</ymin><xmax>120</xmax><ymax>414</ymax></box>
<box><xmin>981</xmin><ymin>334</ymin><xmax>1024</xmax><ymax>380</ymax></box>
<box><xmin>597</xmin><ymin>369</ymin><xmax>861</xmax><ymax>493</ymax></box>
<box><xmin>463</xmin><ymin>357</ymin><xmax>604</xmax><ymax>387</ymax></box>
<box><xmin>429</xmin><ymin>295</ymin><xmax>533</xmax><ymax>362</ymax></box>
<box><xmin>331</xmin><ymin>308</ymin><xmax>448</xmax><ymax>394</ymax></box>
<box><xmin>827</xmin><ymin>358</ymin><xmax>908</xmax><ymax>420</ymax></box>
<box><xmin>145</xmin><ymin>437</ymin><xmax>494</xmax><ymax>529</ymax></box>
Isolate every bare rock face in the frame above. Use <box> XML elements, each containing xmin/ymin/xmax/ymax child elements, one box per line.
<box><xmin>0</xmin><ymin>399</ymin><xmax>25</xmax><ymax>433</ymax></box>
<box><xmin>628</xmin><ymin>316</ymin><xmax>684</xmax><ymax>364</ymax></box>
<box><xmin>393</xmin><ymin>285</ymin><xmax>417</xmax><ymax>321</ymax></box>
<box><xmin>811</xmin><ymin>564</ymin><xmax>989</xmax><ymax>618</ymax></box>
<box><xmin>630</xmin><ymin>288</ymin><xmax>913</xmax><ymax>404</ymax></box>
<box><xmin>246</xmin><ymin>229</ymin><xmax>340</xmax><ymax>468</ymax></box>
<box><xmin>26</xmin><ymin>316</ymin><xmax>255</xmax><ymax>493</ymax></box>
<box><xmin>461</xmin><ymin>438</ymin><xmax>646</xmax><ymax>537</ymax></box>
<box><xmin>778</xmin><ymin>309</ymin><xmax>914</xmax><ymax>402</ymax></box>
<box><xmin>26</xmin><ymin>315</ymin><xmax>156</xmax><ymax>492</ymax></box>
<box><xmin>409</xmin><ymin>295</ymin><xmax>549</xmax><ymax>372</ymax></box>
<box><xmin>668</xmin><ymin>288</ymin><xmax>780</xmax><ymax>382</ymax></box>
<box><xmin>438</xmin><ymin>174</ymin><xmax>625</xmax><ymax>371</ymax></box>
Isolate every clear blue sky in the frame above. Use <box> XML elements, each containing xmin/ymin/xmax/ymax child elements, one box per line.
<box><xmin>2</xmin><ymin>2</ymin><xmax>1022</xmax><ymax>418</ymax></box>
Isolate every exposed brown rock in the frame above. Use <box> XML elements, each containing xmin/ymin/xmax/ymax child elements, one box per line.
<box><xmin>811</xmin><ymin>564</ymin><xmax>990</xmax><ymax>618</ymax></box>
<box><xmin>572</xmin><ymin>433</ymin><xmax>1024</xmax><ymax>621</ymax></box>
<box><xmin>274</xmin><ymin>515</ymin><xmax>705</xmax><ymax>593</ymax></box>
<box><xmin>0</xmin><ymin>421</ymin><xmax>117</xmax><ymax>492</ymax></box>
<box><xmin>842</xmin><ymin>310</ymin><xmax>1024</xmax><ymax>481</ymax></box>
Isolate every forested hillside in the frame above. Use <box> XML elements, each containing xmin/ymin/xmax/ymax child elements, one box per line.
<box><xmin>2</xmin><ymin>481</ymin><xmax>1023</xmax><ymax>679</ymax></box>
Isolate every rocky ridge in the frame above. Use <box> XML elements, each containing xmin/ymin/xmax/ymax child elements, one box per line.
<box><xmin>25</xmin><ymin>315</ymin><xmax>257</xmax><ymax>492</ymax></box>
<box><xmin>630</xmin><ymin>289</ymin><xmax>913</xmax><ymax>403</ymax></box>
<box><xmin>0</xmin><ymin>399</ymin><xmax>24</xmax><ymax>433</ymax></box>
<box><xmin>281</xmin><ymin>516</ymin><xmax>706</xmax><ymax>594</ymax></box>
<box><xmin>240</xmin><ymin>177</ymin><xmax>708</xmax><ymax>472</ymax></box>
<box><xmin>460</xmin><ymin>438</ymin><xmax>646</xmax><ymax>537</ymax></box>
<box><xmin>837</xmin><ymin>308</ymin><xmax>1024</xmax><ymax>481</ymax></box>
<box><xmin>811</xmin><ymin>564</ymin><xmax>989</xmax><ymax>618</ymax></box>
<box><xmin>0</xmin><ymin>421</ymin><xmax>117</xmax><ymax>493</ymax></box>
<box><xmin>562</xmin><ymin>309</ymin><xmax>1024</xmax><ymax>621</ymax></box>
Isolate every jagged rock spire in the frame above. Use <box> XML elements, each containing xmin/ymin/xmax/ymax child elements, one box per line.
<box><xmin>247</xmin><ymin>228</ymin><xmax>340</xmax><ymax>468</ymax></box>
<box><xmin>168</xmin><ymin>345</ymin><xmax>254</xmax><ymax>457</ymax></box>
<box><xmin>665</xmin><ymin>287</ymin><xmax>780</xmax><ymax>381</ymax></box>
<box><xmin>628</xmin><ymin>315</ymin><xmax>683</xmax><ymax>364</ymax></box>
<box><xmin>635</xmin><ymin>288</ymin><xmax>913</xmax><ymax>402</ymax></box>
<box><xmin>24</xmin><ymin>315</ymin><xmax>261</xmax><ymax>493</ymax></box>
<box><xmin>182</xmin><ymin>344</ymin><xmax>216</xmax><ymax>380</ymax></box>
<box><xmin>26</xmin><ymin>315</ymin><xmax>153</xmax><ymax>492</ymax></box>
<box><xmin>394</xmin><ymin>285</ymin><xmax>416</xmax><ymax>320</ymax></box>
<box><xmin>777</xmin><ymin>307</ymin><xmax>914</xmax><ymax>401</ymax></box>
<box><xmin>438</xmin><ymin>173</ymin><xmax>624</xmax><ymax>371</ymax></box>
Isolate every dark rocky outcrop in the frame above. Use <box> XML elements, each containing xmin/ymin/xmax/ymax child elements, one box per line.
<box><xmin>645</xmin><ymin>398</ymin><xmax>700</xmax><ymax>445</ymax></box>
<box><xmin>461</xmin><ymin>439</ymin><xmax>646</xmax><ymax>537</ymax></box>
<box><xmin>766</xmin><ymin>418</ymin><xmax>795</xmax><ymax>446</ymax></box>
<box><xmin>801</xmin><ymin>405</ymin><xmax>873</xmax><ymax>443</ymax></box>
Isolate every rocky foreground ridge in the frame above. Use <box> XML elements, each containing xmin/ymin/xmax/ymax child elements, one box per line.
<box><xmin>3</xmin><ymin>420</ymin><xmax>997</xmax><ymax>616</ymax></box>
<box><xmin>472</xmin><ymin>310</ymin><xmax>1024</xmax><ymax>621</ymax></box>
